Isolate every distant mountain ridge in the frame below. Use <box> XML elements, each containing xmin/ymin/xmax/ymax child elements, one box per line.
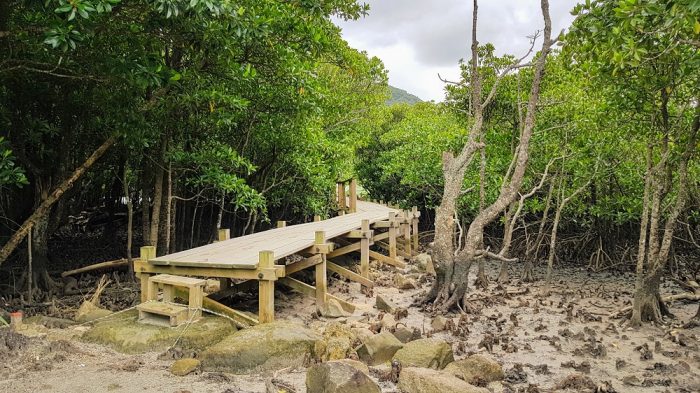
<box><xmin>387</xmin><ymin>85</ymin><xmax>423</xmax><ymax>105</ymax></box>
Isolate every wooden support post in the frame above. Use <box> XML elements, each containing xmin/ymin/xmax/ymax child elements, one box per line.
<box><xmin>315</xmin><ymin>231</ymin><xmax>328</xmax><ymax>313</ymax></box>
<box><xmin>276</xmin><ymin>220</ymin><xmax>286</xmax><ymax>228</ymax></box>
<box><xmin>217</xmin><ymin>228</ymin><xmax>230</xmax><ymax>241</ymax></box>
<box><xmin>388</xmin><ymin>212</ymin><xmax>397</xmax><ymax>259</ymax></box>
<box><xmin>139</xmin><ymin>246</ymin><xmax>156</xmax><ymax>302</ymax></box>
<box><xmin>258</xmin><ymin>250</ymin><xmax>275</xmax><ymax>323</ymax></box>
<box><xmin>337</xmin><ymin>183</ymin><xmax>346</xmax><ymax>211</ymax></box>
<box><xmin>216</xmin><ymin>229</ymin><xmax>232</xmax><ymax>290</ymax></box>
<box><xmin>314</xmin><ymin>215</ymin><xmax>321</xmax><ymax>222</ymax></box>
<box><xmin>360</xmin><ymin>219</ymin><xmax>370</xmax><ymax>292</ymax></box>
<box><xmin>411</xmin><ymin>206</ymin><xmax>420</xmax><ymax>250</ymax></box>
<box><xmin>402</xmin><ymin>210</ymin><xmax>412</xmax><ymax>256</ymax></box>
<box><xmin>349</xmin><ymin>179</ymin><xmax>357</xmax><ymax>213</ymax></box>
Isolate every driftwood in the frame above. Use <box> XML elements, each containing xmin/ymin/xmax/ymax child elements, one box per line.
<box><xmin>61</xmin><ymin>258</ymin><xmax>128</xmax><ymax>278</ymax></box>
<box><xmin>611</xmin><ymin>293</ymin><xmax>700</xmax><ymax>317</ymax></box>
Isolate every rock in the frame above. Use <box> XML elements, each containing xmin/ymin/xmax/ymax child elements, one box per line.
<box><xmin>323</xmin><ymin>298</ymin><xmax>351</xmax><ymax>318</ymax></box>
<box><xmin>414</xmin><ymin>253</ymin><xmax>435</xmax><ymax>275</ymax></box>
<box><xmin>444</xmin><ymin>354</ymin><xmax>504</xmax><ymax>383</ymax></box>
<box><xmin>170</xmin><ymin>358</ymin><xmax>200</xmax><ymax>376</ymax></box>
<box><xmin>306</xmin><ymin>361</ymin><xmax>380</xmax><ymax>393</ymax></box>
<box><xmin>336</xmin><ymin>359</ymin><xmax>370</xmax><ymax>375</ymax></box>
<box><xmin>394</xmin><ymin>274</ymin><xmax>417</xmax><ymax>290</ymax></box>
<box><xmin>392</xmin><ymin>326</ymin><xmax>420</xmax><ymax>343</ymax></box>
<box><xmin>351</xmin><ymin>328</ymin><xmax>374</xmax><ymax>344</ymax></box>
<box><xmin>75</xmin><ymin>301</ymin><xmax>113</xmax><ymax>323</ymax></box>
<box><xmin>200</xmin><ymin>321</ymin><xmax>321</xmax><ymax>373</ymax></box>
<box><xmin>82</xmin><ymin>310</ymin><xmax>234</xmax><ymax>354</ymax></box>
<box><xmin>356</xmin><ymin>332</ymin><xmax>404</xmax><ymax>366</ymax></box>
<box><xmin>380</xmin><ymin>313</ymin><xmax>396</xmax><ymax>331</ymax></box>
<box><xmin>392</xmin><ymin>338</ymin><xmax>454</xmax><ymax>369</ymax></box>
<box><xmin>398</xmin><ymin>367</ymin><xmax>489</xmax><ymax>393</ymax></box>
<box><xmin>317</xmin><ymin>323</ymin><xmax>356</xmax><ymax>361</ymax></box>
<box><xmin>431</xmin><ymin>316</ymin><xmax>449</xmax><ymax>332</ymax></box>
<box><xmin>375</xmin><ymin>295</ymin><xmax>397</xmax><ymax>313</ymax></box>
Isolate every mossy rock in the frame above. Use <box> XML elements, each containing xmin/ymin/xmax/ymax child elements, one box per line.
<box><xmin>81</xmin><ymin>310</ymin><xmax>235</xmax><ymax>354</ymax></box>
<box><xmin>392</xmin><ymin>338</ymin><xmax>454</xmax><ymax>369</ymax></box>
<box><xmin>444</xmin><ymin>354</ymin><xmax>504</xmax><ymax>383</ymax></box>
<box><xmin>200</xmin><ymin>321</ymin><xmax>322</xmax><ymax>374</ymax></box>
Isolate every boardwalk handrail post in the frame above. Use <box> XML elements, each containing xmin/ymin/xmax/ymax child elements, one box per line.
<box><xmin>411</xmin><ymin>206</ymin><xmax>420</xmax><ymax>250</ymax></box>
<box><xmin>349</xmin><ymin>179</ymin><xmax>357</xmax><ymax>213</ymax></box>
<box><xmin>139</xmin><ymin>246</ymin><xmax>156</xmax><ymax>302</ymax></box>
<box><xmin>276</xmin><ymin>221</ymin><xmax>286</xmax><ymax>228</ymax></box>
<box><xmin>360</xmin><ymin>219</ymin><xmax>371</xmax><ymax>294</ymax></box>
<box><xmin>402</xmin><ymin>210</ymin><xmax>412</xmax><ymax>256</ymax></box>
<box><xmin>388</xmin><ymin>212</ymin><xmax>398</xmax><ymax>259</ymax></box>
<box><xmin>217</xmin><ymin>228</ymin><xmax>230</xmax><ymax>241</ymax></box>
<box><xmin>258</xmin><ymin>250</ymin><xmax>275</xmax><ymax>323</ymax></box>
<box><xmin>337</xmin><ymin>182</ymin><xmax>347</xmax><ymax>212</ymax></box>
<box><xmin>314</xmin><ymin>231</ymin><xmax>328</xmax><ymax>313</ymax></box>
<box><xmin>313</xmin><ymin>215</ymin><xmax>321</xmax><ymax>222</ymax></box>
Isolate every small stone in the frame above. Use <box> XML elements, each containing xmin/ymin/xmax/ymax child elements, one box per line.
<box><xmin>376</xmin><ymin>295</ymin><xmax>397</xmax><ymax>313</ymax></box>
<box><xmin>393</xmin><ymin>326</ymin><xmax>420</xmax><ymax>343</ymax></box>
<box><xmin>392</xmin><ymin>338</ymin><xmax>454</xmax><ymax>369</ymax></box>
<box><xmin>431</xmin><ymin>316</ymin><xmax>449</xmax><ymax>332</ymax></box>
<box><xmin>323</xmin><ymin>298</ymin><xmax>351</xmax><ymax>318</ymax></box>
<box><xmin>414</xmin><ymin>253</ymin><xmax>436</xmax><ymax>275</ymax></box>
<box><xmin>306</xmin><ymin>361</ymin><xmax>380</xmax><ymax>393</ymax></box>
<box><xmin>394</xmin><ymin>274</ymin><xmax>418</xmax><ymax>290</ymax></box>
<box><xmin>380</xmin><ymin>313</ymin><xmax>397</xmax><ymax>331</ymax></box>
<box><xmin>356</xmin><ymin>332</ymin><xmax>404</xmax><ymax>366</ymax></box>
<box><xmin>170</xmin><ymin>358</ymin><xmax>200</xmax><ymax>376</ymax></box>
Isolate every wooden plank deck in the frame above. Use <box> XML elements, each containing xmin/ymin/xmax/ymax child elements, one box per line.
<box><xmin>148</xmin><ymin>200</ymin><xmax>399</xmax><ymax>269</ymax></box>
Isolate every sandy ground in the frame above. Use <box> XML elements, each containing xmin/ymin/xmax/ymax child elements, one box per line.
<box><xmin>1</xmin><ymin>260</ymin><xmax>698</xmax><ymax>393</ymax></box>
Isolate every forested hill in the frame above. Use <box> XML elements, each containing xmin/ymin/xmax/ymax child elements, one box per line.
<box><xmin>387</xmin><ymin>86</ymin><xmax>423</xmax><ymax>105</ymax></box>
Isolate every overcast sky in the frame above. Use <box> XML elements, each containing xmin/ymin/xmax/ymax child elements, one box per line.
<box><xmin>334</xmin><ymin>1</ymin><xmax>580</xmax><ymax>102</ymax></box>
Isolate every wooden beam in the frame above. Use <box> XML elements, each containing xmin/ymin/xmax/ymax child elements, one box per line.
<box><xmin>344</xmin><ymin>229</ymin><xmax>374</xmax><ymax>240</ymax></box>
<box><xmin>173</xmin><ymin>286</ymin><xmax>258</xmax><ymax>328</ymax></box>
<box><xmin>327</xmin><ymin>242</ymin><xmax>361</xmax><ymax>258</ymax></box>
<box><xmin>327</xmin><ymin>261</ymin><xmax>374</xmax><ymax>287</ymax></box>
<box><xmin>285</xmin><ymin>254</ymin><xmax>322</xmax><ymax>275</ymax></box>
<box><xmin>279</xmin><ymin>277</ymin><xmax>356</xmax><ymax>313</ymax></box>
<box><xmin>375</xmin><ymin>241</ymin><xmax>412</xmax><ymax>259</ymax></box>
<box><xmin>134</xmin><ymin>260</ymin><xmax>284</xmax><ymax>281</ymax></box>
<box><xmin>369</xmin><ymin>250</ymin><xmax>406</xmax><ymax>268</ymax></box>
<box><xmin>372</xmin><ymin>231</ymin><xmax>389</xmax><ymax>242</ymax></box>
<box><xmin>258</xmin><ymin>250</ymin><xmax>275</xmax><ymax>323</ymax></box>
<box><xmin>276</xmin><ymin>221</ymin><xmax>286</xmax><ymax>228</ymax></box>
<box><xmin>401</xmin><ymin>210</ymin><xmax>412</xmax><ymax>256</ymax></box>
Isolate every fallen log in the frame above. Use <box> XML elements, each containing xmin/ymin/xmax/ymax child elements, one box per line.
<box><xmin>611</xmin><ymin>293</ymin><xmax>700</xmax><ymax>317</ymax></box>
<box><xmin>61</xmin><ymin>258</ymin><xmax>128</xmax><ymax>278</ymax></box>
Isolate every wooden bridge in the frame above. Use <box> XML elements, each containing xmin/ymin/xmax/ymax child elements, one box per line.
<box><xmin>134</xmin><ymin>180</ymin><xmax>420</xmax><ymax>326</ymax></box>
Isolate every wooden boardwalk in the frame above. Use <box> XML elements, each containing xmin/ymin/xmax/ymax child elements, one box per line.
<box><xmin>149</xmin><ymin>201</ymin><xmax>399</xmax><ymax>269</ymax></box>
<box><xmin>134</xmin><ymin>180</ymin><xmax>420</xmax><ymax>326</ymax></box>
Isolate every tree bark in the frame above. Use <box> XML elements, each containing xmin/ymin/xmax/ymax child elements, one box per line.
<box><xmin>427</xmin><ymin>0</ymin><xmax>554</xmax><ymax>312</ymax></box>
<box><xmin>0</xmin><ymin>135</ymin><xmax>117</xmax><ymax>265</ymax></box>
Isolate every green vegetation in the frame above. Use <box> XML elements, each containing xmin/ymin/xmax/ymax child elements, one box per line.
<box><xmin>387</xmin><ymin>86</ymin><xmax>423</xmax><ymax>105</ymax></box>
<box><xmin>0</xmin><ymin>0</ymin><xmax>697</xmax><ymax>326</ymax></box>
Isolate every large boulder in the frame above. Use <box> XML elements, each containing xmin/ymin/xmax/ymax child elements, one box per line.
<box><xmin>444</xmin><ymin>354</ymin><xmax>504</xmax><ymax>384</ymax></box>
<box><xmin>306</xmin><ymin>361</ymin><xmax>380</xmax><ymax>393</ymax></box>
<box><xmin>392</xmin><ymin>338</ymin><xmax>454</xmax><ymax>369</ymax></box>
<box><xmin>398</xmin><ymin>367</ymin><xmax>490</xmax><ymax>393</ymax></box>
<box><xmin>322</xmin><ymin>298</ymin><xmax>351</xmax><ymax>318</ymax></box>
<box><xmin>200</xmin><ymin>321</ymin><xmax>321</xmax><ymax>374</ymax></box>
<box><xmin>356</xmin><ymin>332</ymin><xmax>404</xmax><ymax>366</ymax></box>
<box><xmin>81</xmin><ymin>310</ymin><xmax>233</xmax><ymax>354</ymax></box>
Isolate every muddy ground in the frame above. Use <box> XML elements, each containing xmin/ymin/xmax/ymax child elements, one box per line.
<box><xmin>1</xmin><ymin>259</ymin><xmax>698</xmax><ymax>393</ymax></box>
